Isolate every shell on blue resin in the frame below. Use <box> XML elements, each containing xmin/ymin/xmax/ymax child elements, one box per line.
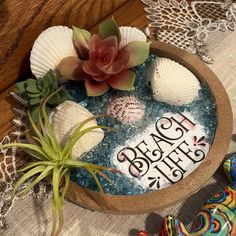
<box><xmin>50</xmin><ymin>100</ymin><xmax>104</xmax><ymax>159</ymax></box>
<box><xmin>150</xmin><ymin>58</ymin><xmax>201</xmax><ymax>105</ymax></box>
<box><xmin>106</xmin><ymin>96</ymin><xmax>145</xmax><ymax>125</ymax></box>
<box><xmin>30</xmin><ymin>26</ymin><xmax>77</xmax><ymax>78</ymax></box>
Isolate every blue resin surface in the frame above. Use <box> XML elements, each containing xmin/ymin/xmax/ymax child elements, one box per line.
<box><xmin>66</xmin><ymin>55</ymin><xmax>217</xmax><ymax>195</ymax></box>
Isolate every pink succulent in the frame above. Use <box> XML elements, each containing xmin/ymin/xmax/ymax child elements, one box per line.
<box><xmin>57</xmin><ymin>18</ymin><xmax>150</xmax><ymax>96</ymax></box>
<box><xmin>83</xmin><ymin>35</ymin><xmax>137</xmax><ymax>96</ymax></box>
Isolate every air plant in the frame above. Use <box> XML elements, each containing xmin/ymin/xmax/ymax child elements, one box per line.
<box><xmin>0</xmin><ymin>88</ymin><xmax>115</xmax><ymax>235</ymax></box>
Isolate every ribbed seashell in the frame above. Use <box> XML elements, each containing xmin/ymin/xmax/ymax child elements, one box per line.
<box><xmin>51</xmin><ymin>101</ymin><xmax>104</xmax><ymax>159</ymax></box>
<box><xmin>150</xmin><ymin>58</ymin><xmax>201</xmax><ymax>105</ymax></box>
<box><xmin>107</xmin><ymin>96</ymin><xmax>145</xmax><ymax>125</ymax></box>
<box><xmin>119</xmin><ymin>26</ymin><xmax>147</xmax><ymax>49</ymax></box>
<box><xmin>30</xmin><ymin>26</ymin><xmax>77</xmax><ymax>78</ymax></box>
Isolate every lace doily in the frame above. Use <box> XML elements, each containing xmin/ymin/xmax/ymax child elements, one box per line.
<box><xmin>141</xmin><ymin>0</ymin><xmax>236</xmax><ymax>63</ymax></box>
<box><xmin>0</xmin><ymin>101</ymin><xmax>51</xmax><ymax>230</ymax></box>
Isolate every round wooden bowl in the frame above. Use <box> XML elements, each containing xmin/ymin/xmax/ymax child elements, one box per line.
<box><xmin>64</xmin><ymin>41</ymin><xmax>233</xmax><ymax>214</ymax></box>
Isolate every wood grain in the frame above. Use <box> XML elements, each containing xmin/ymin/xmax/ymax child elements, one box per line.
<box><xmin>0</xmin><ymin>0</ymin><xmax>148</xmax><ymax>175</ymax></box>
<box><xmin>90</xmin><ymin>0</ymin><xmax>149</xmax><ymax>32</ymax></box>
<box><xmin>0</xmin><ymin>0</ymin><xmax>128</xmax><ymax>92</ymax></box>
<box><xmin>0</xmin><ymin>85</ymin><xmax>18</xmax><ymax>137</ymax></box>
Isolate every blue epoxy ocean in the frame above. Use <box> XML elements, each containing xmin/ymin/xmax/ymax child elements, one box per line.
<box><xmin>66</xmin><ymin>55</ymin><xmax>217</xmax><ymax>195</ymax></box>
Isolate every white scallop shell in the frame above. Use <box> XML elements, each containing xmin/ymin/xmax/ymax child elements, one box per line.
<box><xmin>51</xmin><ymin>100</ymin><xmax>104</xmax><ymax>159</ymax></box>
<box><xmin>119</xmin><ymin>26</ymin><xmax>147</xmax><ymax>49</ymax></box>
<box><xmin>151</xmin><ymin>58</ymin><xmax>201</xmax><ymax>105</ymax></box>
<box><xmin>30</xmin><ymin>26</ymin><xmax>77</xmax><ymax>78</ymax></box>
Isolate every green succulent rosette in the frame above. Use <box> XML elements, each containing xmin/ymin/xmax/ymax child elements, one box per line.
<box><xmin>15</xmin><ymin>70</ymin><xmax>72</xmax><ymax>121</ymax></box>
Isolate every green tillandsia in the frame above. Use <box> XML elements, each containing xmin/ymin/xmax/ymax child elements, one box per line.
<box><xmin>0</xmin><ymin>87</ymin><xmax>116</xmax><ymax>236</ymax></box>
<box><xmin>15</xmin><ymin>70</ymin><xmax>72</xmax><ymax>122</ymax></box>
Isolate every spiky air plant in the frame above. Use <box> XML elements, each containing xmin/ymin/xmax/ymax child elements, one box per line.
<box><xmin>0</xmin><ymin>88</ymin><xmax>115</xmax><ymax>236</ymax></box>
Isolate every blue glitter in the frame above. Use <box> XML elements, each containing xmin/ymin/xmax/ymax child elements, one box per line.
<box><xmin>66</xmin><ymin>54</ymin><xmax>217</xmax><ymax>195</ymax></box>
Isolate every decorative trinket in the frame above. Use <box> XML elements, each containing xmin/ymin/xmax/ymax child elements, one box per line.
<box><xmin>137</xmin><ymin>155</ymin><xmax>236</xmax><ymax>235</ymax></box>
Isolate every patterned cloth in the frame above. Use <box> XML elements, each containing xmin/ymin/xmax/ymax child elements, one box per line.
<box><xmin>142</xmin><ymin>0</ymin><xmax>236</xmax><ymax>63</ymax></box>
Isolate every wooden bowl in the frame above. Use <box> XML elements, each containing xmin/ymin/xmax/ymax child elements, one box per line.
<box><xmin>63</xmin><ymin>41</ymin><xmax>233</xmax><ymax>214</ymax></box>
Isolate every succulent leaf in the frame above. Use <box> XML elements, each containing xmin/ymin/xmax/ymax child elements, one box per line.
<box><xmin>29</xmin><ymin>97</ymin><xmax>40</xmax><ymax>106</ymax></box>
<box><xmin>41</xmin><ymin>87</ymin><xmax>51</xmax><ymax>97</ymax></box>
<box><xmin>15</xmin><ymin>69</ymin><xmax>72</xmax><ymax>122</ymax></box>
<box><xmin>124</xmin><ymin>41</ymin><xmax>150</xmax><ymax>68</ymax></box>
<box><xmin>26</xmin><ymin>78</ymin><xmax>37</xmax><ymax>86</ymax></box>
<box><xmin>26</xmin><ymin>81</ymin><xmax>40</xmax><ymax>93</ymax></box>
<box><xmin>27</xmin><ymin>91</ymin><xmax>42</xmax><ymax>98</ymax></box>
<box><xmin>98</xmin><ymin>17</ymin><xmax>121</xmax><ymax>43</ymax></box>
<box><xmin>72</xmin><ymin>26</ymin><xmax>91</xmax><ymax>59</ymax></box>
<box><xmin>108</xmin><ymin>70</ymin><xmax>135</xmax><ymax>91</ymax></box>
<box><xmin>57</xmin><ymin>57</ymin><xmax>84</xmax><ymax>80</ymax></box>
<box><xmin>15</xmin><ymin>81</ymin><xmax>26</xmax><ymax>94</ymax></box>
<box><xmin>85</xmin><ymin>78</ymin><xmax>110</xmax><ymax>96</ymax></box>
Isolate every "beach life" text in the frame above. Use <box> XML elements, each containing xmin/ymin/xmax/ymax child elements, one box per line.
<box><xmin>113</xmin><ymin>112</ymin><xmax>209</xmax><ymax>190</ymax></box>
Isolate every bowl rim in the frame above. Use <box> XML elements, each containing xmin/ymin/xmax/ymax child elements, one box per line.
<box><xmin>65</xmin><ymin>40</ymin><xmax>233</xmax><ymax>214</ymax></box>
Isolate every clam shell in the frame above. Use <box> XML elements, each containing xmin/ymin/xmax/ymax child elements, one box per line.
<box><xmin>119</xmin><ymin>26</ymin><xmax>147</xmax><ymax>49</ymax></box>
<box><xmin>151</xmin><ymin>58</ymin><xmax>200</xmax><ymax>105</ymax></box>
<box><xmin>107</xmin><ymin>96</ymin><xmax>145</xmax><ymax>125</ymax></box>
<box><xmin>30</xmin><ymin>26</ymin><xmax>77</xmax><ymax>78</ymax></box>
<box><xmin>51</xmin><ymin>101</ymin><xmax>104</xmax><ymax>159</ymax></box>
